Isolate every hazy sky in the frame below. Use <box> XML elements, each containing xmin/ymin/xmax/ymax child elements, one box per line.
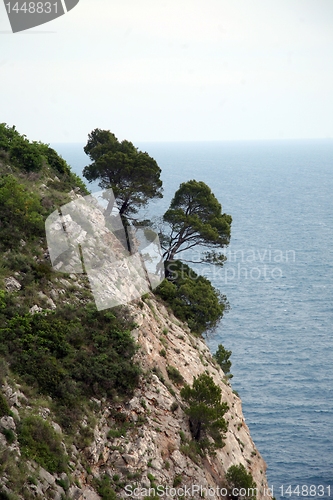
<box><xmin>1</xmin><ymin>0</ymin><xmax>333</xmax><ymax>143</ymax></box>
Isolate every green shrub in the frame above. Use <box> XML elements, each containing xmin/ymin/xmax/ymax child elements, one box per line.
<box><xmin>166</xmin><ymin>366</ymin><xmax>184</xmax><ymax>385</ymax></box>
<box><xmin>226</xmin><ymin>464</ymin><xmax>257</xmax><ymax>499</ymax></box>
<box><xmin>170</xmin><ymin>401</ymin><xmax>178</xmax><ymax>412</ymax></box>
<box><xmin>0</xmin><ymin>392</ymin><xmax>10</xmax><ymax>417</ymax></box>
<box><xmin>18</xmin><ymin>416</ymin><xmax>68</xmax><ymax>473</ymax></box>
<box><xmin>0</xmin><ymin>175</ymin><xmax>45</xmax><ymax>249</ymax></box>
<box><xmin>2</xmin><ymin>428</ymin><xmax>15</xmax><ymax>444</ymax></box>
<box><xmin>155</xmin><ymin>262</ymin><xmax>227</xmax><ymax>334</ymax></box>
<box><xmin>173</xmin><ymin>475</ymin><xmax>182</xmax><ymax>487</ymax></box>
<box><xmin>0</xmin><ymin>490</ymin><xmax>12</xmax><ymax>500</ymax></box>
<box><xmin>179</xmin><ymin>441</ymin><xmax>202</xmax><ymax>465</ymax></box>
<box><xmin>94</xmin><ymin>474</ymin><xmax>117</xmax><ymax>500</ymax></box>
<box><xmin>213</xmin><ymin>344</ymin><xmax>233</xmax><ymax>378</ymax></box>
<box><xmin>0</xmin><ymin>305</ymin><xmax>140</xmax><ymax>431</ymax></box>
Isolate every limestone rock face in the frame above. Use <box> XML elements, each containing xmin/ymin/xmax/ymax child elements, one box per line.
<box><xmin>83</xmin><ymin>296</ymin><xmax>272</xmax><ymax>500</ymax></box>
<box><xmin>4</xmin><ymin>276</ymin><xmax>21</xmax><ymax>292</ymax></box>
<box><xmin>1</xmin><ymin>294</ymin><xmax>272</xmax><ymax>500</ymax></box>
<box><xmin>0</xmin><ymin>189</ymin><xmax>272</xmax><ymax>500</ymax></box>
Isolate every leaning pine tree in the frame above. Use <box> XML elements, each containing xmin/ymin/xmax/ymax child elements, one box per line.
<box><xmin>161</xmin><ymin>180</ymin><xmax>232</xmax><ymax>266</ymax></box>
<box><xmin>156</xmin><ymin>180</ymin><xmax>232</xmax><ymax>334</ymax></box>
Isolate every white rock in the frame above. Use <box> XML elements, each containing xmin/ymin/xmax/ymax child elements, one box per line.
<box><xmin>39</xmin><ymin>467</ymin><xmax>55</xmax><ymax>485</ymax></box>
<box><xmin>46</xmin><ymin>297</ymin><xmax>57</xmax><ymax>309</ymax></box>
<box><xmin>82</xmin><ymin>489</ymin><xmax>101</xmax><ymax>500</ymax></box>
<box><xmin>5</xmin><ymin>277</ymin><xmax>21</xmax><ymax>292</ymax></box>
<box><xmin>51</xmin><ymin>422</ymin><xmax>62</xmax><ymax>434</ymax></box>
<box><xmin>29</xmin><ymin>305</ymin><xmax>43</xmax><ymax>314</ymax></box>
<box><xmin>0</xmin><ymin>416</ymin><xmax>16</xmax><ymax>431</ymax></box>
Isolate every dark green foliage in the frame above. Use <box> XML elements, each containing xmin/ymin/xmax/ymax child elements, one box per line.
<box><xmin>40</xmin><ymin>144</ymin><xmax>70</xmax><ymax>174</ymax></box>
<box><xmin>226</xmin><ymin>464</ymin><xmax>257</xmax><ymax>499</ymax></box>
<box><xmin>18</xmin><ymin>416</ymin><xmax>68</xmax><ymax>473</ymax></box>
<box><xmin>0</xmin><ymin>304</ymin><xmax>140</xmax><ymax>430</ymax></box>
<box><xmin>156</xmin><ymin>261</ymin><xmax>227</xmax><ymax>334</ymax></box>
<box><xmin>2</xmin><ymin>428</ymin><xmax>15</xmax><ymax>444</ymax></box>
<box><xmin>0</xmin><ymin>123</ymin><xmax>73</xmax><ymax>176</ymax></box>
<box><xmin>0</xmin><ymin>123</ymin><xmax>89</xmax><ymax>195</ymax></box>
<box><xmin>173</xmin><ymin>475</ymin><xmax>182</xmax><ymax>487</ymax></box>
<box><xmin>83</xmin><ymin>128</ymin><xmax>163</xmax><ymax>217</ymax></box>
<box><xmin>170</xmin><ymin>401</ymin><xmax>178</xmax><ymax>412</ymax></box>
<box><xmin>0</xmin><ymin>175</ymin><xmax>45</xmax><ymax>250</ymax></box>
<box><xmin>0</xmin><ymin>491</ymin><xmax>12</xmax><ymax>500</ymax></box>
<box><xmin>213</xmin><ymin>344</ymin><xmax>233</xmax><ymax>378</ymax></box>
<box><xmin>0</xmin><ymin>392</ymin><xmax>10</xmax><ymax>417</ymax></box>
<box><xmin>0</xmin><ymin>123</ymin><xmax>42</xmax><ymax>172</ymax></box>
<box><xmin>0</xmin><ymin>357</ymin><xmax>8</xmax><ymax>384</ymax></box>
<box><xmin>166</xmin><ymin>365</ymin><xmax>184</xmax><ymax>385</ymax></box>
<box><xmin>180</xmin><ymin>373</ymin><xmax>229</xmax><ymax>450</ymax></box>
<box><xmin>162</xmin><ymin>180</ymin><xmax>231</xmax><ymax>265</ymax></box>
<box><xmin>94</xmin><ymin>474</ymin><xmax>118</xmax><ymax>500</ymax></box>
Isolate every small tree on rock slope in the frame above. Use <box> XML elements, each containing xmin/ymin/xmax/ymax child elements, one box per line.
<box><xmin>180</xmin><ymin>373</ymin><xmax>229</xmax><ymax>450</ymax></box>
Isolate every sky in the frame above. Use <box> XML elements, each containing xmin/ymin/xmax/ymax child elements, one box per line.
<box><xmin>1</xmin><ymin>0</ymin><xmax>333</xmax><ymax>143</ymax></box>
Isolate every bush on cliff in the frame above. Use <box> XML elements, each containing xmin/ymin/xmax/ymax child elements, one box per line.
<box><xmin>155</xmin><ymin>261</ymin><xmax>227</xmax><ymax>334</ymax></box>
<box><xmin>0</xmin><ymin>304</ymin><xmax>140</xmax><ymax>431</ymax></box>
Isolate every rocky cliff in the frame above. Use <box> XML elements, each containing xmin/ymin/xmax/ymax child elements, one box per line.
<box><xmin>0</xmin><ymin>284</ymin><xmax>272</xmax><ymax>499</ymax></box>
<box><xmin>1</xmin><ymin>217</ymin><xmax>272</xmax><ymax>499</ymax></box>
<box><xmin>0</xmin><ymin>132</ymin><xmax>272</xmax><ymax>500</ymax></box>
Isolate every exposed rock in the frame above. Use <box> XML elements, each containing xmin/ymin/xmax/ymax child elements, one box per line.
<box><xmin>0</xmin><ymin>416</ymin><xmax>16</xmax><ymax>431</ymax></box>
<box><xmin>52</xmin><ymin>422</ymin><xmax>62</xmax><ymax>434</ymax></box>
<box><xmin>0</xmin><ymin>187</ymin><xmax>273</xmax><ymax>500</ymax></box>
<box><xmin>39</xmin><ymin>467</ymin><xmax>56</xmax><ymax>486</ymax></box>
<box><xmin>29</xmin><ymin>304</ymin><xmax>43</xmax><ymax>314</ymax></box>
<box><xmin>46</xmin><ymin>297</ymin><xmax>57</xmax><ymax>309</ymax></box>
<box><xmin>4</xmin><ymin>276</ymin><xmax>21</xmax><ymax>292</ymax></box>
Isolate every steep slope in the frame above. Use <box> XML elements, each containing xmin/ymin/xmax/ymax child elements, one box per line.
<box><xmin>0</xmin><ymin>126</ymin><xmax>272</xmax><ymax>500</ymax></box>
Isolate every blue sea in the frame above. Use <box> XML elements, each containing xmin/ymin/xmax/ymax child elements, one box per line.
<box><xmin>53</xmin><ymin>139</ymin><xmax>333</xmax><ymax>500</ymax></box>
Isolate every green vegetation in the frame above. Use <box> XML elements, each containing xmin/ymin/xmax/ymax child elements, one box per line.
<box><xmin>2</xmin><ymin>428</ymin><xmax>15</xmax><ymax>444</ymax></box>
<box><xmin>213</xmin><ymin>343</ymin><xmax>233</xmax><ymax>378</ymax></box>
<box><xmin>0</xmin><ymin>123</ymin><xmax>87</xmax><ymax>192</ymax></box>
<box><xmin>0</xmin><ymin>391</ymin><xmax>10</xmax><ymax>417</ymax></box>
<box><xmin>173</xmin><ymin>474</ymin><xmax>182</xmax><ymax>487</ymax></box>
<box><xmin>166</xmin><ymin>365</ymin><xmax>184</xmax><ymax>385</ymax></box>
<box><xmin>18</xmin><ymin>416</ymin><xmax>68</xmax><ymax>473</ymax></box>
<box><xmin>226</xmin><ymin>464</ymin><xmax>257</xmax><ymax>499</ymax></box>
<box><xmin>156</xmin><ymin>180</ymin><xmax>232</xmax><ymax>335</ymax></box>
<box><xmin>0</xmin><ymin>304</ymin><xmax>140</xmax><ymax>431</ymax></box>
<box><xmin>0</xmin><ymin>123</ymin><xmax>239</xmax><ymax>497</ymax></box>
<box><xmin>83</xmin><ymin>128</ymin><xmax>163</xmax><ymax>218</ymax></box>
<box><xmin>180</xmin><ymin>373</ymin><xmax>229</xmax><ymax>450</ymax></box>
<box><xmin>161</xmin><ymin>180</ymin><xmax>231</xmax><ymax>266</ymax></box>
<box><xmin>156</xmin><ymin>261</ymin><xmax>227</xmax><ymax>334</ymax></box>
<box><xmin>93</xmin><ymin>474</ymin><xmax>117</xmax><ymax>500</ymax></box>
<box><xmin>0</xmin><ymin>175</ymin><xmax>45</xmax><ymax>251</ymax></box>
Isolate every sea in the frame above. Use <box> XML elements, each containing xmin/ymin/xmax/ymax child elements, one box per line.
<box><xmin>52</xmin><ymin>139</ymin><xmax>333</xmax><ymax>500</ymax></box>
